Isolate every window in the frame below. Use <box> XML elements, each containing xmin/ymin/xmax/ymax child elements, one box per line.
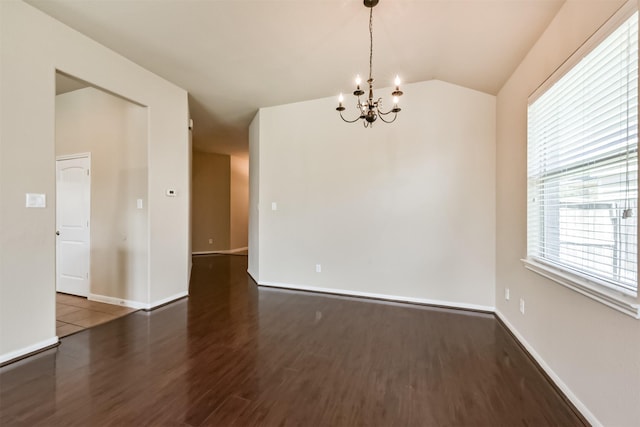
<box><xmin>527</xmin><ymin>5</ymin><xmax>639</xmax><ymax>308</ymax></box>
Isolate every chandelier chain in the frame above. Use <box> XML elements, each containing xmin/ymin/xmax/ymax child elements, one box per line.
<box><xmin>369</xmin><ymin>6</ymin><xmax>373</xmax><ymax>81</ymax></box>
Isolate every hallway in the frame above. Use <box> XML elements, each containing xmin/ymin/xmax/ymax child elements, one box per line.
<box><xmin>0</xmin><ymin>255</ymin><xmax>583</xmax><ymax>426</ymax></box>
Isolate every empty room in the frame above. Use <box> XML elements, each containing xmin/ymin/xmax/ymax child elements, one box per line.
<box><xmin>1</xmin><ymin>1</ymin><xmax>639</xmax><ymax>426</ymax></box>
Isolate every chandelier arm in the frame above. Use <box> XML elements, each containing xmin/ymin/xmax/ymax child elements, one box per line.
<box><xmin>339</xmin><ymin>111</ymin><xmax>363</xmax><ymax>123</ymax></box>
<box><xmin>379</xmin><ymin>100</ymin><xmax>401</xmax><ymax>117</ymax></box>
<box><xmin>378</xmin><ymin>112</ymin><xmax>398</xmax><ymax>124</ymax></box>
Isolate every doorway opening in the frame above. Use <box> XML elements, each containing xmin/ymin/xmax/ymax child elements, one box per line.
<box><xmin>54</xmin><ymin>71</ymin><xmax>148</xmax><ymax>337</ymax></box>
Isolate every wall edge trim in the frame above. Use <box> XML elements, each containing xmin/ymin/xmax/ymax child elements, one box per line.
<box><xmin>495</xmin><ymin>309</ymin><xmax>600</xmax><ymax>427</ymax></box>
<box><xmin>257</xmin><ymin>280</ymin><xmax>495</xmax><ymax>312</ymax></box>
<box><xmin>193</xmin><ymin>247</ymin><xmax>248</xmax><ymax>255</ymax></box>
<box><xmin>247</xmin><ymin>270</ymin><xmax>258</xmax><ymax>285</ymax></box>
<box><xmin>0</xmin><ymin>337</ymin><xmax>59</xmax><ymax>366</ymax></box>
<box><xmin>147</xmin><ymin>291</ymin><xmax>189</xmax><ymax>310</ymax></box>
<box><xmin>90</xmin><ymin>291</ymin><xmax>188</xmax><ymax>311</ymax></box>
<box><xmin>88</xmin><ymin>293</ymin><xmax>148</xmax><ymax>310</ymax></box>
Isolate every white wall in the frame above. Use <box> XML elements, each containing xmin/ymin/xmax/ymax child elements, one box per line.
<box><xmin>248</xmin><ymin>112</ymin><xmax>261</xmax><ymax>279</ymax></box>
<box><xmin>496</xmin><ymin>1</ymin><xmax>640</xmax><ymax>425</ymax></box>
<box><xmin>56</xmin><ymin>87</ymin><xmax>148</xmax><ymax>304</ymax></box>
<box><xmin>250</xmin><ymin>80</ymin><xmax>496</xmax><ymax>310</ymax></box>
<box><xmin>0</xmin><ymin>0</ymin><xmax>190</xmax><ymax>363</ymax></box>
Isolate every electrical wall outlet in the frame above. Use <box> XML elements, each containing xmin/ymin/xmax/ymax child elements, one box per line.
<box><xmin>208</xmin><ymin>238</ymin><xmax>213</xmax><ymax>244</ymax></box>
<box><xmin>505</xmin><ymin>288</ymin><xmax>510</xmax><ymax>301</ymax></box>
<box><xmin>519</xmin><ymin>298</ymin><xmax>525</xmax><ymax>314</ymax></box>
<box><xmin>315</xmin><ymin>264</ymin><xmax>322</xmax><ymax>273</ymax></box>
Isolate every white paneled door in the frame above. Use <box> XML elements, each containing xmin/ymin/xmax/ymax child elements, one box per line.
<box><xmin>56</xmin><ymin>155</ymin><xmax>91</xmax><ymax>297</ymax></box>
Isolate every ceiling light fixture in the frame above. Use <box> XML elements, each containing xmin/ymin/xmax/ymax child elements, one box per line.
<box><xmin>336</xmin><ymin>0</ymin><xmax>403</xmax><ymax>127</ymax></box>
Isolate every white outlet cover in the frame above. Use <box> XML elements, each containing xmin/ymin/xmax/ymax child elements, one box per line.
<box><xmin>519</xmin><ymin>298</ymin><xmax>525</xmax><ymax>314</ymax></box>
<box><xmin>271</xmin><ymin>202</ymin><xmax>277</xmax><ymax>211</ymax></box>
<box><xmin>136</xmin><ymin>199</ymin><xmax>143</xmax><ymax>209</ymax></box>
<box><xmin>505</xmin><ymin>288</ymin><xmax>510</xmax><ymax>300</ymax></box>
<box><xmin>315</xmin><ymin>264</ymin><xmax>322</xmax><ymax>273</ymax></box>
<box><xmin>166</xmin><ymin>189</ymin><xmax>177</xmax><ymax>197</ymax></box>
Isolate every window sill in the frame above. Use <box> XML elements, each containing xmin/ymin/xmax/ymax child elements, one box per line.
<box><xmin>521</xmin><ymin>258</ymin><xmax>640</xmax><ymax>319</ymax></box>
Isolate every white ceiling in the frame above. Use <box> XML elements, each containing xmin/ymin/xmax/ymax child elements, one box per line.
<box><xmin>27</xmin><ymin>0</ymin><xmax>564</xmax><ymax>156</ymax></box>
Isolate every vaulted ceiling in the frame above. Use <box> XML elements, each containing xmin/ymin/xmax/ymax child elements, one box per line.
<box><xmin>27</xmin><ymin>0</ymin><xmax>564</xmax><ymax>156</ymax></box>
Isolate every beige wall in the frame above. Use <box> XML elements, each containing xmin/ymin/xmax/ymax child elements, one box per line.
<box><xmin>192</xmin><ymin>151</ymin><xmax>249</xmax><ymax>253</ymax></box>
<box><xmin>495</xmin><ymin>1</ymin><xmax>640</xmax><ymax>425</ymax></box>
<box><xmin>192</xmin><ymin>151</ymin><xmax>231</xmax><ymax>252</ymax></box>
<box><xmin>0</xmin><ymin>0</ymin><xmax>190</xmax><ymax>363</ymax></box>
<box><xmin>56</xmin><ymin>87</ymin><xmax>148</xmax><ymax>303</ymax></box>
<box><xmin>250</xmin><ymin>80</ymin><xmax>496</xmax><ymax>310</ymax></box>
<box><xmin>230</xmin><ymin>156</ymin><xmax>249</xmax><ymax>250</ymax></box>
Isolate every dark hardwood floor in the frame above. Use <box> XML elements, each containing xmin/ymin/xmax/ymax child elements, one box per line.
<box><xmin>1</xmin><ymin>255</ymin><xmax>584</xmax><ymax>426</ymax></box>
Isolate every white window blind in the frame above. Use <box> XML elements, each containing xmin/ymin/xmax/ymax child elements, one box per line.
<box><xmin>527</xmin><ymin>10</ymin><xmax>638</xmax><ymax>296</ymax></box>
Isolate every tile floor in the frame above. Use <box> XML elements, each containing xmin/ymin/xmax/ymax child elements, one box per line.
<box><xmin>56</xmin><ymin>293</ymin><xmax>138</xmax><ymax>338</ymax></box>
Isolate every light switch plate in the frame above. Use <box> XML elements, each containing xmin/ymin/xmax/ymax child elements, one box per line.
<box><xmin>26</xmin><ymin>193</ymin><xmax>46</xmax><ymax>208</ymax></box>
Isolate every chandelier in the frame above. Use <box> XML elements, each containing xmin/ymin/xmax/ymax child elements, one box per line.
<box><xmin>336</xmin><ymin>0</ymin><xmax>403</xmax><ymax>127</ymax></box>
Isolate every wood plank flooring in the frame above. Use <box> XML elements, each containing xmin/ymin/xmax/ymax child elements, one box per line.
<box><xmin>0</xmin><ymin>255</ymin><xmax>585</xmax><ymax>426</ymax></box>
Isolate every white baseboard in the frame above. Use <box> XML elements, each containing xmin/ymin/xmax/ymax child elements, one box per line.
<box><xmin>247</xmin><ymin>269</ymin><xmax>258</xmax><ymax>284</ymax></box>
<box><xmin>0</xmin><ymin>336</ymin><xmax>59</xmax><ymax>365</ymax></box>
<box><xmin>257</xmin><ymin>280</ymin><xmax>495</xmax><ymax>312</ymax></box>
<box><xmin>495</xmin><ymin>310</ymin><xmax>600</xmax><ymax>427</ymax></box>
<box><xmin>89</xmin><ymin>291</ymin><xmax>188</xmax><ymax>310</ymax></box>
<box><xmin>193</xmin><ymin>247</ymin><xmax>248</xmax><ymax>255</ymax></box>
<box><xmin>88</xmin><ymin>293</ymin><xmax>147</xmax><ymax>310</ymax></box>
<box><xmin>148</xmin><ymin>291</ymin><xmax>189</xmax><ymax>310</ymax></box>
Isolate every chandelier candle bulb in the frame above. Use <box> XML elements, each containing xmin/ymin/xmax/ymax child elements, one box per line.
<box><xmin>336</xmin><ymin>93</ymin><xmax>346</xmax><ymax>112</ymax></box>
<box><xmin>354</xmin><ymin>74</ymin><xmax>365</xmax><ymax>96</ymax></box>
<box><xmin>391</xmin><ymin>75</ymin><xmax>404</xmax><ymax>98</ymax></box>
<box><xmin>391</xmin><ymin>95</ymin><xmax>401</xmax><ymax>113</ymax></box>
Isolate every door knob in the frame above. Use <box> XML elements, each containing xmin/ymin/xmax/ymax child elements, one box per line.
<box><xmin>56</xmin><ymin>231</ymin><xmax>60</xmax><ymax>236</ymax></box>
